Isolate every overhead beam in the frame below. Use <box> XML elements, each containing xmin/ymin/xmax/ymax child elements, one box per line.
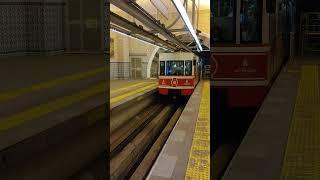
<box><xmin>150</xmin><ymin>28</ymin><xmax>187</xmax><ymax>33</ymax></box>
<box><xmin>192</xmin><ymin>0</ymin><xmax>195</xmax><ymax>26</ymax></box>
<box><xmin>110</xmin><ymin>12</ymin><xmax>177</xmax><ymax>51</ymax></box>
<box><xmin>110</xmin><ymin>0</ymin><xmax>193</xmax><ymax>52</ymax></box>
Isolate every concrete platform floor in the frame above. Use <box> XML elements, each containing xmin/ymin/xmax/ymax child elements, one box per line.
<box><xmin>0</xmin><ymin>54</ymin><xmax>105</xmax><ymax>91</ymax></box>
<box><xmin>147</xmin><ymin>81</ymin><xmax>210</xmax><ymax>179</ymax></box>
<box><xmin>0</xmin><ymin>54</ymin><xmax>106</xmax><ymax>150</ymax></box>
<box><xmin>222</xmin><ymin>55</ymin><xmax>320</xmax><ymax>180</ymax></box>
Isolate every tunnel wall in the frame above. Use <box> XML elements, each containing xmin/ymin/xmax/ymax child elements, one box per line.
<box><xmin>110</xmin><ymin>31</ymin><xmax>157</xmax><ymax>80</ymax></box>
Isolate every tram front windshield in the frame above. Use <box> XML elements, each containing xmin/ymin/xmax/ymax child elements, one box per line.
<box><xmin>166</xmin><ymin>61</ymin><xmax>185</xmax><ymax>76</ymax></box>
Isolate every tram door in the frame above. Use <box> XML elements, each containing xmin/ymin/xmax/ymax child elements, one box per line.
<box><xmin>130</xmin><ymin>57</ymin><xmax>142</xmax><ymax>79</ymax></box>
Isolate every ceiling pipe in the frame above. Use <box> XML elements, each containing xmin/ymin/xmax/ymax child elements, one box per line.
<box><xmin>110</xmin><ymin>12</ymin><xmax>177</xmax><ymax>51</ymax></box>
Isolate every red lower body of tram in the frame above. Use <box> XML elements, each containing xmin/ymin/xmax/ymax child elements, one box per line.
<box><xmin>158</xmin><ymin>76</ymin><xmax>200</xmax><ymax>96</ymax></box>
<box><xmin>211</xmin><ymin>45</ymin><xmax>283</xmax><ymax>107</ymax></box>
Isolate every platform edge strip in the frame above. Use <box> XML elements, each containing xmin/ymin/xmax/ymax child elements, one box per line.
<box><xmin>280</xmin><ymin>65</ymin><xmax>320</xmax><ymax>180</ymax></box>
<box><xmin>185</xmin><ymin>80</ymin><xmax>210</xmax><ymax>180</ymax></box>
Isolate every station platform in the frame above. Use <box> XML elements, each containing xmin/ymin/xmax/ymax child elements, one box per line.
<box><xmin>0</xmin><ymin>53</ymin><xmax>159</xmax><ymax>173</ymax></box>
<box><xmin>147</xmin><ymin>80</ymin><xmax>210</xmax><ymax>179</ymax></box>
<box><xmin>222</xmin><ymin>56</ymin><xmax>320</xmax><ymax>180</ymax></box>
<box><xmin>0</xmin><ymin>54</ymin><xmax>106</xmax><ymax>151</ymax></box>
<box><xmin>110</xmin><ymin>79</ymin><xmax>157</xmax><ymax>110</ymax></box>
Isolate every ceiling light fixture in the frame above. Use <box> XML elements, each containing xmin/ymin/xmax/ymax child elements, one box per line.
<box><xmin>172</xmin><ymin>0</ymin><xmax>203</xmax><ymax>52</ymax></box>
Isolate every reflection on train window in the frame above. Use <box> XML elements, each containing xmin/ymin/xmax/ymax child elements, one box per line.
<box><xmin>185</xmin><ymin>60</ymin><xmax>192</xmax><ymax>76</ymax></box>
<box><xmin>160</xmin><ymin>61</ymin><xmax>165</xmax><ymax>75</ymax></box>
<box><xmin>166</xmin><ymin>61</ymin><xmax>184</xmax><ymax>76</ymax></box>
<box><xmin>240</xmin><ymin>0</ymin><xmax>262</xmax><ymax>42</ymax></box>
<box><xmin>212</xmin><ymin>0</ymin><xmax>235</xmax><ymax>42</ymax></box>
<box><xmin>277</xmin><ymin>1</ymin><xmax>288</xmax><ymax>35</ymax></box>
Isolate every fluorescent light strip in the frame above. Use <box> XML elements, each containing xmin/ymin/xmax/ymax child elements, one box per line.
<box><xmin>172</xmin><ymin>0</ymin><xmax>203</xmax><ymax>52</ymax></box>
<box><xmin>110</xmin><ymin>28</ymin><xmax>169</xmax><ymax>51</ymax></box>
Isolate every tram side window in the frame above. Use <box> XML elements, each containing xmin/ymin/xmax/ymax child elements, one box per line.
<box><xmin>166</xmin><ymin>61</ymin><xmax>184</xmax><ymax>76</ymax></box>
<box><xmin>212</xmin><ymin>0</ymin><xmax>235</xmax><ymax>42</ymax></box>
<box><xmin>160</xmin><ymin>61</ymin><xmax>165</xmax><ymax>76</ymax></box>
<box><xmin>185</xmin><ymin>60</ymin><xmax>192</xmax><ymax>76</ymax></box>
<box><xmin>277</xmin><ymin>1</ymin><xmax>287</xmax><ymax>35</ymax></box>
<box><xmin>240</xmin><ymin>0</ymin><xmax>262</xmax><ymax>43</ymax></box>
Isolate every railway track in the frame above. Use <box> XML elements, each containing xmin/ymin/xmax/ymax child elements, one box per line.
<box><xmin>69</xmin><ymin>95</ymin><xmax>186</xmax><ymax>180</ymax></box>
<box><xmin>110</xmin><ymin>97</ymin><xmax>186</xmax><ymax>180</ymax></box>
<box><xmin>10</xmin><ymin>93</ymin><xmax>186</xmax><ymax>180</ymax></box>
<box><xmin>211</xmin><ymin>93</ymin><xmax>259</xmax><ymax>180</ymax></box>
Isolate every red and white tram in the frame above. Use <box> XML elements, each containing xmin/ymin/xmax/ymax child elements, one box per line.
<box><xmin>211</xmin><ymin>0</ymin><xmax>296</xmax><ymax>107</ymax></box>
<box><xmin>158</xmin><ymin>52</ymin><xmax>201</xmax><ymax>96</ymax></box>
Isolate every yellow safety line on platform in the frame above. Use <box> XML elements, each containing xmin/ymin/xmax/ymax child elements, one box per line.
<box><xmin>0</xmin><ymin>67</ymin><xmax>105</xmax><ymax>102</ymax></box>
<box><xmin>110</xmin><ymin>82</ymin><xmax>157</xmax><ymax>104</ymax></box>
<box><xmin>0</xmin><ymin>83</ymin><xmax>106</xmax><ymax>131</ymax></box>
<box><xmin>281</xmin><ymin>65</ymin><xmax>320</xmax><ymax>180</ymax></box>
<box><xmin>185</xmin><ymin>80</ymin><xmax>210</xmax><ymax>180</ymax></box>
<box><xmin>110</xmin><ymin>81</ymin><xmax>152</xmax><ymax>94</ymax></box>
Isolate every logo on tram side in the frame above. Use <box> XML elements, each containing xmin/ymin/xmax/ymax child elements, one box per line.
<box><xmin>171</xmin><ymin>78</ymin><xmax>178</xmax><ymax>87</ymax></box>
<box><xmin>234</xmin><ymin>58</ymin><xmax>257</xmax><ymax>74</ymax></box>
<box><xmin>184</xmin><ymin>79</ymin><xmax>191</xmax><ymax>86</ymax></box>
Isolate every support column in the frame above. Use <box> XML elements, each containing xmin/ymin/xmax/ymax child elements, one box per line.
<box><xmin>147</xmin><ymin>47</ymin><xmax>159</xmax><ymax>78</ymax></box>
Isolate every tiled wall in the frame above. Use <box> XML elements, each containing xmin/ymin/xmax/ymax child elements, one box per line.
<box><xmin>0</xmin><ymin>0</ymin><xmax>65</xmax><ymax>54</ymax></box>
<box><xmin>0</xmin><ymin>4</ymin><xmax>27</xmax><ymax>53</ymax></box>
<box><xmin>43</xmin><ymin>4</ymin><xmax>64</xmax><ymax>51</ymax></box>
<box><xmin>110</xmin><ymin>62</ymin><xmax>131</xmax><ymax>80</ymax></box>
<box><xmin>109</xmin><ymin>62</ymin><xmax>150</xmax><ymax>80</ymax></box>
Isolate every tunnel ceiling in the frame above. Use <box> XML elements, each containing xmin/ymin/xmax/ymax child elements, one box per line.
<box><xmin>111</xmin><ymin>0</ymin><xmax>210</xmax><ymax>53</ymax></box>
<box><xmin>176</xmin><ymin>33</ymin><xmax>209</xmax><ymax>50</ymax></box>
